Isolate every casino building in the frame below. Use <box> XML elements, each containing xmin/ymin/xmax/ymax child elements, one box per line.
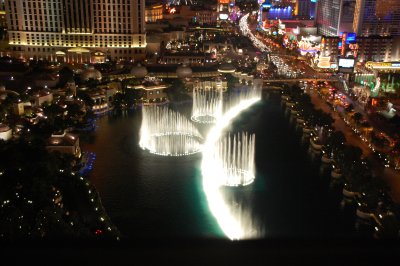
<box><xmin>4</xmin><ymin>0</ymin><xmax>146</xmax><ymax>63</ymax></box>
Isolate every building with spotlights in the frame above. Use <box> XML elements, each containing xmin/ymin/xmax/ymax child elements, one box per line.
<box><xmin>47</xmin><ymin>131</ymin><xmax>81</xmax><ymax>158</ymax></box>
<box><xmin>4</xmin><ymin>0</ymin><xmax>146</xmax><ymax>63</ymax></box>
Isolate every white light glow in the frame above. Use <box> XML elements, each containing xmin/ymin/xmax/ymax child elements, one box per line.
<box><xmin>239</xmin><ymin>14</ymin><xmax>271</xmax><ymax>53</ymax></box>
<box><xmin>202</xmin><ymin>92</ymin><xmax>261</xmax><ymax>240</ymax></box>
<box><xmin>191</xmin><ymin>88</ymin><xmax>223</xmax><ymax>124</ymax></box>
<box><xmin>140</xmin><ymin>106</ymin><xmax>203</xmax><ymax>156</ymax></box>
<box><xmin>212</xmin><ymin>132</ymin><xmax>256</xmax><ymax>187</ymax></box>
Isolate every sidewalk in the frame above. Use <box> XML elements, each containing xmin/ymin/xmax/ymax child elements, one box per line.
<box><xmin>307</xmin><ymin>88</ymin><xmax>400</xmax><ymax>204</ymax></box>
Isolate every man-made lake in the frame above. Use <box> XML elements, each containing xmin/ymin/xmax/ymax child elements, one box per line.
<box><xmin>81</xmin><ymin>94</ymin><xmax>369</xmax><ymax>239</ymax></box>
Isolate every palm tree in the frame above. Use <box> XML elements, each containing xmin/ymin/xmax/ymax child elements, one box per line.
<box><xmin>345</xmin><ymin>103</ymin><xmax>354</xmax><ymax>113</ymax></box>
<box><xmin>43</xmin><ymin>103</ymin><xmax>64</xmax><ymax>128</ymax></box>
<box><xmin>359</xmin><ymin>176</ymin><xmax>388</xmax><ymax>212</ymax></box>
<box><xmin>352</xmin><ymin>112</ymin><xmax>363</xmax><ymax>128</ymax></box>
<box><xmin>58</xmin><ymin>66</ymin><xmax>74</xmax><ymax>87</ymax></box>
<box><xmin>86</xmin><ymin>78</ymin><xmax>100</xmax><ymax>90</ymax></box>
<box><xmin>76</xmin><ymin>91</ymin><xmax>94</xmax><ymax>107</ymax></box>
<box><xmin>343</xmin><ymin>160</ymin><xmax>369</xmax><ymax>192</ymax></box>
<box><xmin>308</xmin><ymin>109</ymin><xmax>334</xmax><ymax>142</ymax></box>
<box><xmin>318</xmin><ymin>111</ymin><xmax>335</xmax><ymax>128</ymax></box>
<box><xmin>360</xmin><ymin>121</ymin><xmax>373</xmax><ymax>140</ymax></box>
<box><xmin>326</xmin><ymin>131</ymin><xmax>346</xmax><ymax>157</ymax></box>
<box><xmin>337</xmin><ymin>145</ymin><xmax>363</xmax><ymax>172</ymax></box>
<box><xmin>288</xmin><ymin>84</ymin><xmax>302</xmax><ymax>99</ymax></box>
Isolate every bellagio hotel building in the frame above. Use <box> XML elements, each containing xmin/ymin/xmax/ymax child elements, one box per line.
<box><xmin>5</xmin><ymin>0</ymin><xmax>146</xmax><ymax>63</ymax></box>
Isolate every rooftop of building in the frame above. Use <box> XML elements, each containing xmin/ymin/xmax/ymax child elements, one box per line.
<box><xmin>47</xmin><ymin>132</ymin><xmax>79</xmax><ymax>146</ymax></box>
<box><xmin>32</xmin><ymin>88</ymin><xmax>53</xmax><ymax>98</ymax></box>
<box><xmin>0</xmin><ymin>123</ymin><xmax>11</xmax><ymax>133</ymax></box>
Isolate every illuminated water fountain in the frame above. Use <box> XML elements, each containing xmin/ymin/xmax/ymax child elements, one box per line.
<box><xmin>226</xmin><ymin>86</ymin><xmax>262</xmax><ymax>112</ymax></box>
<box><xmin>213</xmin><ymin>132</ymin><xmax>256</xmax><ymax>187</ymax></box>
<box><xmin>202</xmin><ymin>87</ymin><xmax>262</xmax><ymax>240</ymax></box>
<box><xmin>139</xmin><ymin>106</ymin><xmax>202</xmax><ymax>156</ymax></box>
<box><xmin>191</xmin><ymin>88</ymin><xmax>223</xmax><ymax>124</ymax></box>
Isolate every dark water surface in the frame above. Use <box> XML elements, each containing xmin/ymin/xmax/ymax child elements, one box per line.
<box><xmin>81</xmin><ymin>95</ymin><xmax>368</xmax><ymax>239</ymax></box>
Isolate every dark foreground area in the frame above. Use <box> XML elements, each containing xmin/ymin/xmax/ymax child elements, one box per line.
<box><xmin>3</xmin><ymin>237</ymin><xmax>400</xmax><ymax>265</ymax></box>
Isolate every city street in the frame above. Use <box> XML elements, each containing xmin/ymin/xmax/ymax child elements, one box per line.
<box><xmin>240</xmin><ymin>13</ymin><xmax>400</xmax><ymax>204</ymax></box>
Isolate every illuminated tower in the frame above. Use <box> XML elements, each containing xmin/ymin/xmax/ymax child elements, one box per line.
<box><xmin>5</xmin><ymin>0</ymin><xmax>146</xmax><ymax>63</ymax></box>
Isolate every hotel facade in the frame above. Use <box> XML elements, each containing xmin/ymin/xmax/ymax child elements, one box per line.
<box><xmin>353</xmin><ymin>0</ymin><xmax>400</xmax><ymax>37</ymax></box>
<box><xmin>5</xmin><ymin>0</ymin><xmax>146</xmax><ymax>63</ymax></box>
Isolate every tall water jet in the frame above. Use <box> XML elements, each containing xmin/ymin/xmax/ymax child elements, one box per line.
<box><xmin>140</xmin><ymin>106</ymin><xmax>202</xmax><ymax>156</ymax></box>
<box><xmin>212</xmin><ymin>132</ymin><xmax>256</xmax><ymax>187</ymax></box>
<box><xmin>191</xmin><ymin>88</ymin><xmax>223</xmax><ymax>124</ymax></box>
<box><xmin>201</xmin><ymin>93</ymin><xmax>262</xmax><ymax>240</ymax></box>
<box><xmin>225</xmin><ymin>85</ymin><xmax>262</xmax><ymax>112</ymax></box>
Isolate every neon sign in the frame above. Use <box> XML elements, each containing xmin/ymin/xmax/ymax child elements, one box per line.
<box><xmin>366</xmin><ymin>62</ymin><xmax>400</xmax><ymax>69</ymax></box>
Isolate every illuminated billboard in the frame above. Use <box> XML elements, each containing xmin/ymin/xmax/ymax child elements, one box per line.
<box><xmin>219</xmin><ymin>13</ymin><xmax>229</xmax><ymax>20</ymax></box>
<box><xmin>338</xmin><ymin>57</ymin><xmax>355</xmax><ymax>73</ymax></box>
<box><xmin>317</xmin><ymin>56</ymin><xmax>331</xmax><ymax>69</ymax></box>
<box><xmin>340</xmin><ymin>32</ymin><xmax>357</xmax><ymax>44</ymax></box>
<box><xmin>346</xmin><ymin>33</ymin><xmax>356</xmax><ymax>44</ymax></box>
<box><xmin>366</xmin><ymin>61</ymin><xmax>400</xmax><ymax>69</ymax></box>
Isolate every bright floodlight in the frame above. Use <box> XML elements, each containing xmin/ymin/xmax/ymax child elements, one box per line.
<box><xmin>140</xmin><ymin>106</ymin><xmax>202</xmax><ymax>156</ymax></box>
<box><xmin>191</xmin><ymin>88</ymin><xmax>223</xmax><ymax>124</ymax></box>
<box><xmin>213</xmin><ymin>132</ymin><xmax>256</xmax><ymax>187</ymax></box>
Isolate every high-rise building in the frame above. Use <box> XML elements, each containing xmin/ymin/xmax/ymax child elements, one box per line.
<box><xmin>0</xmin><ymin>0</ymin><xmax>6</xmax><ymax>29</ymax></box>
<box><xmin>5</xmin><ymin>0</ymin><xmax>146</xmax><ymax>63</ymax></box>
<box><xmin>353</xmin><ymin>0</ymin><xmax>400</xmax><ymax>37</ymax></box>
<box><xmin>357</xmin><ymin>36</ymin><xmax>393</xmax><ymax>62</ymax></box>
<box><xmin>316</xmin><ymin>0</ymin><xmax>356</xmax><ymax>36</ymax></box>
<box><xmin>320</xmin><ymin>35</ymin><xmax>393</xmax><ymax>63</ymax></box>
